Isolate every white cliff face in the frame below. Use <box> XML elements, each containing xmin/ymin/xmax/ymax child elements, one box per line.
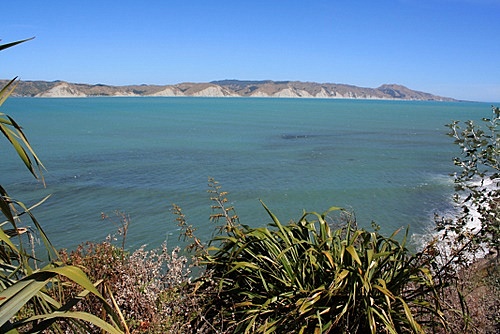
<box><xmin>315</xmin><ymin>88</ymin><xmax>331</xmax><ymax>98</ymax></box>
<box><xmin>35</xmin><ymin>82</ymin><xmax>86</xmax><ymax>97</ymax></box>
<box><xmin>113</xmin><ymin>91</ymin><xmax>139</xmax><ymax>96</ymax></box>
<box><xmin>254</xmin><ymin>88</ymin><xmax>326</xmax><ymax>98</ymax></box>
<box><xmin>271</xmin><ymin>88</ymin><xmax>315</xmax><ymax>98</ymax></box>
<box><xmin>296</xmin><ymin>89</ymin><xmax>313</xmax><ymax>97</ymax></box>
<box><xmin>273</xmin><ymin>88</ymin><xmax>297</xmax><ymax>97</ymax></box>
<box><xmin>249</xmin><ymin>90</ymin><xmax>270</xmax><ymax>97</ymax></box>
<box><xmin>149</xmin><ymin>87</ymin><xmax>184</xmax><ymax>96</ymax></box>
<box><xmin>191</xmin><ymin>86</ymin><xmax>236</xmax><ymax>97</ymax></box>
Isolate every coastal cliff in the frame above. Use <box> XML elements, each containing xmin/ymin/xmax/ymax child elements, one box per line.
<box><xmin>1</xmin><ymin>79</ymin><xmax>456</xmax><ymax>101</ymax></box>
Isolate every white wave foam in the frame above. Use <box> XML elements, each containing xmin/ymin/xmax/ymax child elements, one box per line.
<box><xmin>411</xmin><ymin>176</ymin><xmax>495</xmax><ymax>264</ymax></box>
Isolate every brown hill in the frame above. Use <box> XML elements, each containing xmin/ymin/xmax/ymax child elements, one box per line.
<box><xmin>0</xmin><ymin>79</ymin><xmax>456</xmax><ymax>101</ymax></box>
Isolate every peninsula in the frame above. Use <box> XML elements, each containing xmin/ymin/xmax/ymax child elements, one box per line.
<box><xmin>3</xmin><ymin>79</ymin><xmax>456</xmax><ymax>101</ymax></box>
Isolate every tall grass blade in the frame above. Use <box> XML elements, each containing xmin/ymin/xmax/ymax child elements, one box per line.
<box><xmin>0</xmin><ymin>78</ymin><xmax>18</xmax><ymax>107</ymax></box>
<box><xmin>0</xmin><ymin>38</ymin><xmax>34</xmax><ymax>52</ymax></box>
<box><xmin>17</xmin><ymin>311</ymin><xmax>123</xmax><ymax>334</ymax></box>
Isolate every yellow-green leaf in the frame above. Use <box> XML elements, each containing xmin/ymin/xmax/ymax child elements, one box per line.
<box><xmin>346</xmin><ymin>245</ymin><xmax>362</xmax><ymax>266</ymax></box>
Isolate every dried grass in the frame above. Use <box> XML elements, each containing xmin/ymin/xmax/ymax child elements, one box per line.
<box><xmin>438</xmin><ymin>257</ymin><xmax>499</xmax><ymax>334</ymax></box>
<box><xmin>58</xmin><ymin>238</ymin><xmax>203</xmax><ymax>333</ymax></box>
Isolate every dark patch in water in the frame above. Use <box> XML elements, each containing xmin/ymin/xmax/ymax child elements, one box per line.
<box><xmin>281</xmin><ymin>134</ymin><xmax>318</xmax><ymax>140</ymax></box>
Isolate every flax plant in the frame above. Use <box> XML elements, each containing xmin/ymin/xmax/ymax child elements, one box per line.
<box><xmin>0</xmin><ymin>38</ymin><xmax>123</xmax><ymax>333</ymax></box>
<box><xmin>195</xmin><ymin>179</ymin><xmax>444</xmax><ymax>333</ymax></box>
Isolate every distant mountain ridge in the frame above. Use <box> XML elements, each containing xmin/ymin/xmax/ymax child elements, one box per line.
<box><xmin>2</xmin><ymin>79</ymin><xmax>456</xmax><ymax>101</ymax></box>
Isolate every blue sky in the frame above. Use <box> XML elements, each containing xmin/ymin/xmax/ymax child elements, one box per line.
<box><xmin>2</xmin><ymin>0</ymin><xmax>499</xmax><ymax>102</ymax></box>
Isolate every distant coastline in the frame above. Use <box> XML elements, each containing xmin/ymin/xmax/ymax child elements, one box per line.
<box><xmin>2</xmin><ymin>79</ymin><xmax>456</xmax><ymax>101</ymax></box>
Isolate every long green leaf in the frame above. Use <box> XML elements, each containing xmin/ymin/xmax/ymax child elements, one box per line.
<box><xmin>345</xmin><ymin>245</ymin><xmax>362</xmax><ymax>266</ymax></box>
<box><xmin>370</xmin><ymin>307</ymin><xmax>398</xmax><ymax>334</ymax></box>
<box><xmin>227</xmin><ymin>261</ymin><xmax>260</xmax><ymax>274</ymax></box>
<box><xmin>0</xmin><ymin>185</ymin><xmax>16</xmax><ymax>227</ymax></box>
<box><xmin>0</xmin><ymin>276</ymin><xmax>48</xmax><ymax>327</ymax></box>
<box><xmin>7</xmin><ymin>115</ymin><xmax>46</xmax><ymax>180</ymax></box>
<box><xmin>41</xmin><ymin>266</ymin><xmax>104</xmax><ymax>299</ymax></box>
<box><xmin>0</xmin><ymin>123</ymin><xmax>37</xmax><ymax>178</ymax></box>
<box><xmin>396</xmin><ymin>296</ymin><xmax>423</xmax><ymax>333</ymax></box>
<box><xmin>0</xmin><ymin>38</ymin><xmax>34</xmax><ymax>52</ymax></box>
<box><xmin>0</xmin><ymin>78</ymin><xmax>18</xmax><ymax>107</ymax></box>
<box><xmin>0</xmin><ymin>194</ymin><xmax>50</xmax><ymax>226</ymax></box>
<box><xmin>0</xmin><ymin>228</ymin><xmax>19</xmax><ymax>255</ymax></box>
<box><xmin>17</xmin><ymin>311</ymin><xmax>122</xmax><ymax>334</ymax></box>
<box><xmin>0</xmin><ymin>266</ymin><xmax>106</xmax><ymax>328</ymax></box>
<box><xmin>14</xmin><ymin>199</ymin><xmax>58</xmax><ymax>261</ymax></box>
<box><xmin>259</xmin><ymin>200</ymin><xmax>292</xmax><ymax>246</ymax></box>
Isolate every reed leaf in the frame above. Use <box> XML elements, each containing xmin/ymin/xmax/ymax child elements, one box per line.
<box><xmin>15</xmin><ymin>311</ymin><xmax>123</xmax><ymax>334</ymax></box>
<box><xmin>0</xmin><ymin>38</ymin><xmax>34</xmax><ymax>52</ymax></box>
<box><xmin>0</xmin><ymin>79</ymin><xmax>18</xmax><ymax>107</ymax></box>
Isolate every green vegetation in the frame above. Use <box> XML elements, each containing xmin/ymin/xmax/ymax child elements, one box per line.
<box><xmin>439</xmin><ymin>107</ymin><xmax>499</xmax><ymax>257</ymax></box>
<box><xmin>0</xmin><ymin>38</ymin><xmax>124</xmax><ymax>333</ymax></box>
<box><xmin>428</xmin><ymin>107</ymin><xmax>500</xmax><ymax>334</ymax></box>
<box><xmin>0</xmin><ymin>37</ymin><xmax>497</xmax><ymax>333</ymax></box>
<box><xmin>183</xmin><ymin>181</ymin><xmax>444</xmax><ymax>333</ymax></box>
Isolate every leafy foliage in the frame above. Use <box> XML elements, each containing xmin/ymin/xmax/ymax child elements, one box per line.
<box><xmin>440</xmin><ymin>106</ymin><xmax>499</xmax><ymax>256</ymax></box>
<box><xmin>0</xmin><ymin>38</ymin><xmax>123</xmax><ymax>333</ymax></box>
<box><xmin>427</xmin><ymin>106</ymin><xmax>500</xmax><ymax>334</ymax></box>
<box><xmin>189</xmin><ymin>179</ymin><xmax>444</xmax><ymax>333</ymax></box>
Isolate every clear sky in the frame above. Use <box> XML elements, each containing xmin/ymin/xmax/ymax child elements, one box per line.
<box><xmin>2</xmin><ymin>0</ymin><xmax>499</xmax><ymax>102</ymax></box>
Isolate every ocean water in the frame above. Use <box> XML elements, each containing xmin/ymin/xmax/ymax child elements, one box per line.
<box><xmin>0</xmin><ymin>97</ymin><xmax>490</xmax><ymax>251</ymax></box>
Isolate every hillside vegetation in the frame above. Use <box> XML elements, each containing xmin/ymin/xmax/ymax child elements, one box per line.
<box><xmin>1</xmin><ymin>79</ymin><xmax>456</xmax><ymax>100</ymax></box>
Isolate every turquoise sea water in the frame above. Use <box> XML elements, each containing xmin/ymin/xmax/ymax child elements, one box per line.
<box><xmin>0</xmin><ymin>97</ymin><xmax>490</xmax><ymax>251</ymax></box>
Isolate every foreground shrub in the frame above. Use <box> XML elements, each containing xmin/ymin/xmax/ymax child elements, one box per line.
<box><xmin>187</xmin><ymin>180</ymin><xmax>444</xmax><ymax>333</ymax></box>
<box><xmin>440</xmin><ymin>106</ymin><xmax>499</xmax><ymax>258</ymax></box>
<box><xmin>59</xmin><ymin>222</ymin><xmax>200</xmax><ymax>333</ymax></box>
<box><xmin>429</xmin><ymin>106</ymin><xmax>499</xmax><ymax>333</ymax></box>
